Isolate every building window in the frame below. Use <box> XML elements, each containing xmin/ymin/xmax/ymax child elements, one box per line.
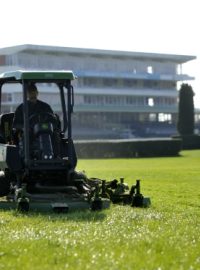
<box><xmin>149</xmin><ymin>113</ymin><xmax>157</xmax><ymax>122</ymax></box>
<box><xmin>158</xmin><ymin>113</ymin><xmax>172</xmax><ymax>122</ymax></box>
<box><xmin>147</xmin><ymin>66</ymin><xmax>153</xmax><ymax>74</ymax></box>
<box><xmin>1</xmin><ymin>93</ymin><xmax>12</xmax><ymax>102</ymax></box>
<box><xmin>148</xmin><ymin>98</ymin><xmax>154</xmax><ymax>107</ymax></box>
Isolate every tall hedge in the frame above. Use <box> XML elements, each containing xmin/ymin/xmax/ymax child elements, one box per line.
<box><xmin>75</xmin><ymin>139</ymin><xmax>182</xmax><ymax>158</ymax></box>
<box><xmin>177</xmin><ymin>83</ymin><xmax>194</xmax><ymax>135</ymax></box>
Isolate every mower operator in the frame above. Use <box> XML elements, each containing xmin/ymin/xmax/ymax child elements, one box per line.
<box><xmin>13</xmin><ymin>83</ymin><xmax>53</xmax><ymax>129</ymax></box>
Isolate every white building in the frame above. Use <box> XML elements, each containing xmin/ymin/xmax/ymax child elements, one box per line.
<box><xmin>0</xmin><ymin>44</ymin><xmax>197</xmax><ymax>139</ymax></box>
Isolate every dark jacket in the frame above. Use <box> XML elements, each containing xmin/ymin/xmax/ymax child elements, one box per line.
<box><xmin>13</xmin><ymin>99</ymin><xmax>53</xmax><ymax>129</ymax></box>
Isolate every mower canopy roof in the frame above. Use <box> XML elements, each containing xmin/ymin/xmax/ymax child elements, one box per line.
<box><xmin>0</xmin><ymin>70</ymin><xmax>76</xmax><ymax>82</ymax></box>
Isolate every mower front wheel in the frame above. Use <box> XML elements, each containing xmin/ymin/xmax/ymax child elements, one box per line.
<box><xmin>91</xmin><ymin>199</ymin><xmax>103</xmax><ymax>211</ymax></box>
<box><xmin>0</xmin><ymin>171</ymin><xmax>10</xmax><ymax>197</ymax></box>
<box><xmin>17</xmin><ymin>199</ymin><xmax>30</xmax><ymax>212</ymax></box>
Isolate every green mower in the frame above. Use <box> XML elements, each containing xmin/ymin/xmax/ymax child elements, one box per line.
<box><xmin>0</xmin><ymin>70</ymin><xmax>150</xmax><ymax>212</ymax></box>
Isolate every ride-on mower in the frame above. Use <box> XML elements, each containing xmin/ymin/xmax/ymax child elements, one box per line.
<box><xmin>0</xmin><ymin>70</ymin><xmax>150</xmax><ymax>212</ymax></box>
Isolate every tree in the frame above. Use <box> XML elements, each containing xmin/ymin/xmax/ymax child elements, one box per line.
<box><xmin>177</xmin><ymin>83</ymin><xmax>194</xmax><ymax>135</ymax></box>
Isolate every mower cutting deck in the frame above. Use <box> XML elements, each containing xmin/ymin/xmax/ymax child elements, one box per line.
<box><xmin>0</xmin><ymin>70</ymin><xmax>150</xmax><ymax>212</ymax></box>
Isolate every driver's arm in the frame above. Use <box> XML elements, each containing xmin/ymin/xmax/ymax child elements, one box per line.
<box><xmin>13</xmin><ymin>104</ymin><xmax>23</xmax><ymax>130</ymax></box>
<box><xmin>46</xmin><ymin>104</ymin><xmax>54</xmax><ymax>114</ymax></box>
<box><xmin>12</xmin><ymin>105</ymin><xmax>24</xmax><ymax>144</ymax></box>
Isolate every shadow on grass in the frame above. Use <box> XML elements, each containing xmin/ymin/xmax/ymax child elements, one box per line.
<box><xmin>135</xmin><ymin>153</ymin><xmax>182</xmax><ymax>159</ymax></box>
<box><xmin>11</xmin><ymin>208</ymin><xmax>107</xmax><ymax>222</ymax></box>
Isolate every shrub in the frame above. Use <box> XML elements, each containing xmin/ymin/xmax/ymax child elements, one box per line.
<box><xmin>177</xmin><ymin>83</ymin><xmax>194</xmax><ymax>135</ymax></box>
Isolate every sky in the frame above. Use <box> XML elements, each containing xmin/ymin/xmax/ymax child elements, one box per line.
<box><xmin>0</xmin><ymin>0</ymin><xmax>199</xmax><ymax>107</ymax></box>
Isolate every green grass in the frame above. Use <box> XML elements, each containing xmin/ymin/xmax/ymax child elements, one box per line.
<box><xmin>0</xmin><ymin>150</ymin><xmax>200</xmax><ymax>270</ymax></box>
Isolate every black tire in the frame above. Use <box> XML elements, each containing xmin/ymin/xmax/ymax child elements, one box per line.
<box><xmin>0</xmin><ymin>171</ymin><xmax>10</xmax><ymax>197</ymax></box>
<box><xmin>91</xmin><ymin>199</ymin><xmax>103</xmax><ymax>211</ymax></box>
<box><xmin>17</xmin><ymin>201</ymin><xmax>30</xmax><ymax>212</ymax></box>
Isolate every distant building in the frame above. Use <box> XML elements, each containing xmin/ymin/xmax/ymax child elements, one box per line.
<box><xmin>0</xmin><ymin>44</ymin><xmax>198</xmax><ymax>138</ymax></box>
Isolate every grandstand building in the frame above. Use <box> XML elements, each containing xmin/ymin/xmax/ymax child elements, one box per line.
<box><xmin>0</xmin><ymin>44</ymin><xmax>197</xmax><ymax>139</ymax></box>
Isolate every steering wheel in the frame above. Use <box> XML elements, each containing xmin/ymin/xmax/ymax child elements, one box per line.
<box><xmin>29</xmin><ymin>112</ymin><xmax>58</xmax><ymax>130</ymax></box>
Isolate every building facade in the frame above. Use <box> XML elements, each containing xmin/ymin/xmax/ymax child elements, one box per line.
<box><xmin>0</xmin><ymin>44</ymin><xmax>197</xmax><ymax>139</ymax></box>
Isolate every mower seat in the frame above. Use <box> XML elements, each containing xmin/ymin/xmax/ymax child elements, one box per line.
<box><xmin>0</xmin><ymin>113</ymin><xmax>14</xmax><ymax>144</ymax></box>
